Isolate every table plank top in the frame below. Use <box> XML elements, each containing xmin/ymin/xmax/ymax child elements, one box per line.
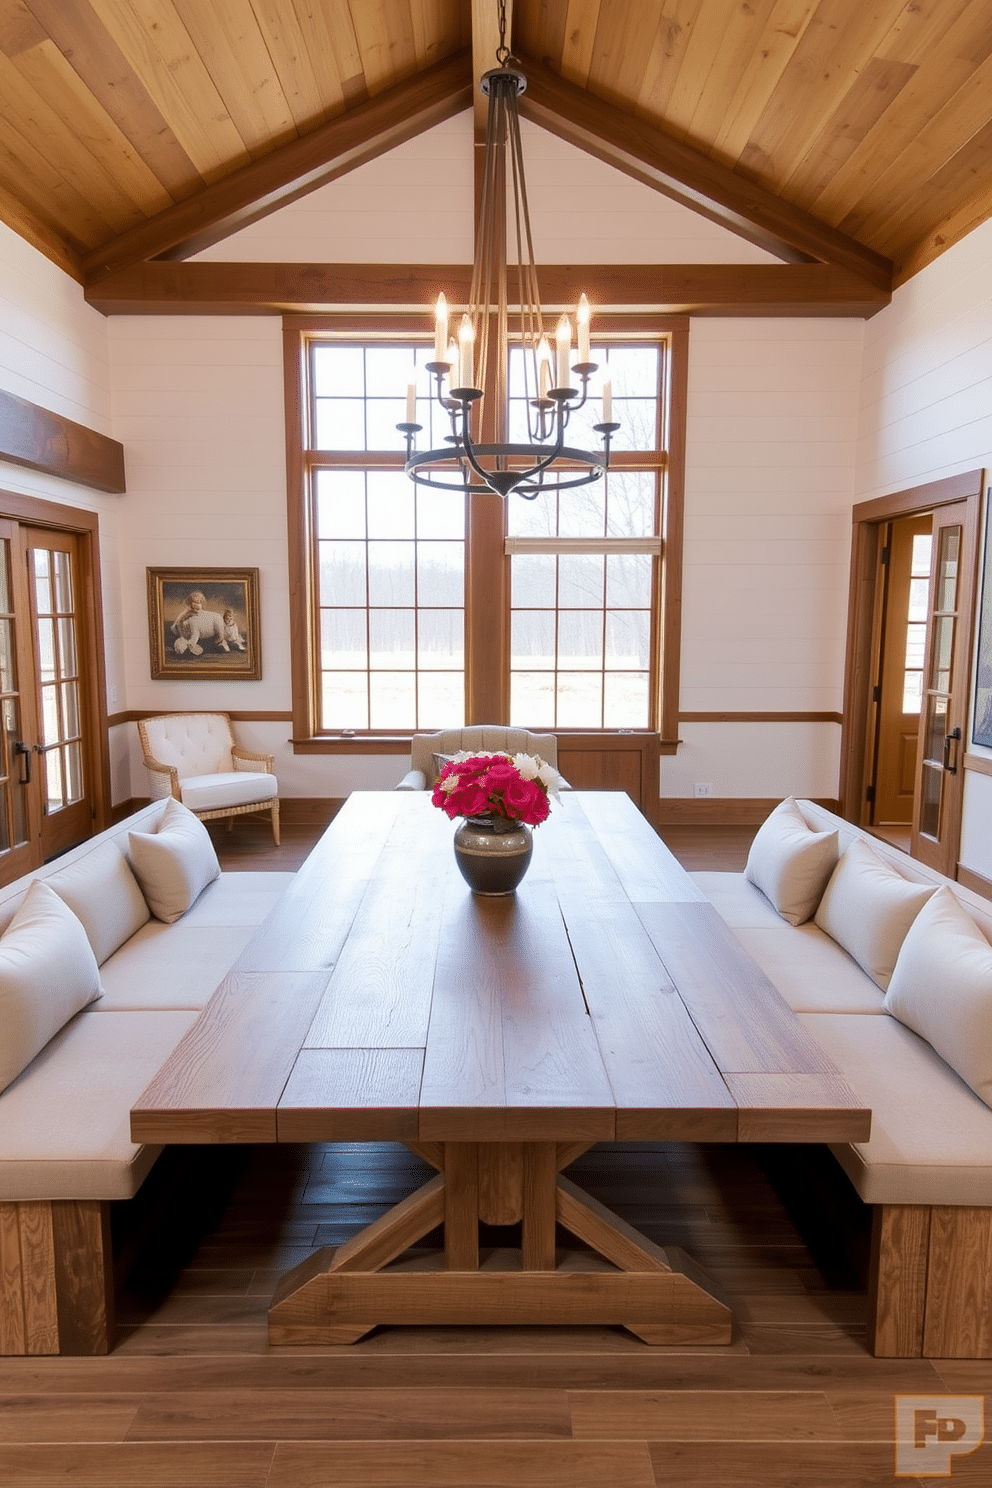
<box><xmin>131</xmin><ymin>791</ymin><xmax>870</xmax><ymax>1146</ymax></box>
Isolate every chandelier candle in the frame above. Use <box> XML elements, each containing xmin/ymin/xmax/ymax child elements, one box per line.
<box><xmin>398</xmin><ymin>0</ymin><xmax>619</xmax><ymax>501</ymax></box>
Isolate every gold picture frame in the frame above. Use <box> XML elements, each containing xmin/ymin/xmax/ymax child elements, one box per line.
<box><xmin>147</xmin><ymin>567</ymin><xmax>261</xmax><ymax>680</ymax></box>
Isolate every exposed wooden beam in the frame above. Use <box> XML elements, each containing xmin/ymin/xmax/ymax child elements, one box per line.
<box><xmin>471</xmin><ymin>0</ymin><xmax>509</xmax><ymax>136</ymax></box>
<box><xmin>0</xmin><ymin>388</ymin><xmax>125</xmax><ymax>493</ymax></box>
<box><xmin>0</xmin><ymin>184</ymin><xmax>82</xmax><ymax>283</ymax></box>
<box><xmin>83</xmin><ymin>261</ymin><xmax>889</xmax><ymax>319</ymax></box>
<box><xmin>82</xmin><ymin>51</ymin><xmax>474</xmax><ymax>283</ymax></box>
<box><xmin>515</xmin><ymin>51</ymin><xmax>893</xmax><ymax>293</ymax></box>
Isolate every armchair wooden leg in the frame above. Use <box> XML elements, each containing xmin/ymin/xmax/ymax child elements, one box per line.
<box><xmin>270</xmin><ymin>799</ymin><xmax>280</xmax><ymax>846</ymax></box>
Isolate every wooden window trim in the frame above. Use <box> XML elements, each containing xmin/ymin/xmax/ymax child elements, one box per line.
<box><xmin>284</xmin><ymin>314</ymin><xmax>687</xmax><ymax>752</ymax></box>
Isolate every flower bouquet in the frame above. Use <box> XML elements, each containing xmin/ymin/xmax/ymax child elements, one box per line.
<box><xmin>431</xmin><ymin>750</ymin><xmax>562</xmax><ymax>826</ymax></box>
<box><xmin>433</xmin><ymin>750</ymin><xmax>562</xmax><ymax>894</ymax></box>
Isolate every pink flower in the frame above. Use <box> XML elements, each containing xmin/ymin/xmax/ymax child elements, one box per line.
<box><xmin>430</xmin><ymin>749</ymin><xmax>559</xmax><ymax>827</ymax></box>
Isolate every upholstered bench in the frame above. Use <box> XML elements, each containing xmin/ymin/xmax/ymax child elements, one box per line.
<box><xmin>693</xmin><ymin>798</ymin><xmax>992</xmax><ymax>1358</ymax></box>
<box><xmin>0</xmin><ymin>799</ymin><xmax>291</xmax><ymax>1355</ymax></box>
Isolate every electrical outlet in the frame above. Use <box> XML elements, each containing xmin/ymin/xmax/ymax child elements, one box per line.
<box><xmin>693</xmin><ymin>782</ymin><xmax>713</xmax><ymax>798</ymax></box>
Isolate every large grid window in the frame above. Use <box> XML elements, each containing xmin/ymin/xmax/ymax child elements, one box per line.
<box><xmin>507</xmin><ymin>345</ymin><xmax>664</xmax><ymax>729</ymax></box>
<box><xmin>309</xmin><ymin>344</ymin><xmax>466</xmax><ymax>731</ymax></box>
<box><xmin>289</xmin><ymin>321</ymin><xmax>682</xmax><ymax>744</ymax></box>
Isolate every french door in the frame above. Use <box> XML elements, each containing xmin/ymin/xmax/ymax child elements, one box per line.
<box><xmin>0</xmin><ymin>519</ymin><xmax>95</xmax><ymax>882</ymax></box>
<box><xmin>912</xmin><ymin>499</ymin><xmax>979</xmax><ymax>874</ymax></box>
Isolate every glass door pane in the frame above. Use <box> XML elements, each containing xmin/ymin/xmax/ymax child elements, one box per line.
<box><xmin>30</xmin><ymin>545</ymin><xmax>84</xmax><ymax>815</ymax></box>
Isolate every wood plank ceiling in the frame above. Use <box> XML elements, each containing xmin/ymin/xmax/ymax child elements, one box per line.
<box><xmin>1</xmin><ymin>1</ymin><xmax>990</xmax><ymax>314</ymax></box>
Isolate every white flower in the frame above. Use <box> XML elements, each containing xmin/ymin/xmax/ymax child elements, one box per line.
<box><xmin>513</xmin><ymin>752</ymin><xmax>562</xmax><ymax>798</ymax></box>
<box><xmin>512</xmin><ymin>751</ymin><xmax>539</xmax><ymax>780</ymax></box>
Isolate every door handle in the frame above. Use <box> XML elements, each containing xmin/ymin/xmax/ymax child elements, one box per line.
<box><xmin>13</xmin><ymin>740</ymin><xmax>31</xmax><ymax>786</ymax></box>
<box><xmin>943</xmin><ymin>727</ymin><xmax>962</xmax><ymax>774</ymax></box>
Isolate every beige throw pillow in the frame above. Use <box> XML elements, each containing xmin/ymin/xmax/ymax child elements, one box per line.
<box><xmin>814</xmin><ymin>837</ymin><xmax>935</xmax><ymax>990</ymax></box>
<box><xmin>885</xmin><ymin>887</ymin><xmax>992</xmax><ymax>1106</ymax></box>
<box><xmin>47</xmin><ymin>840</ymin><xmax>150</xmax><ymax>965</ymax></box>
<box><xmin>0</xmin><ymin>879</ymin><xmax>102</xmax><ymax>1094</ymax></box>
<box><xmin>127</xmin><ymin>798</ymin><xmax>221</xmax><ymax>924</ymax></box>
<box><xmin>744</xmin><ymin>798</ymin><xmax>839</xmax><ymax>926</ymax></box>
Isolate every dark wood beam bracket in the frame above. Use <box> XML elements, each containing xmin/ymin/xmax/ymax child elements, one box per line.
<box><xmin>0</xmin><ymin>388</ymin><xmax>125</xmax><ymax>493</ymax></box>
<box><xmin>84</xmin><ymin>261</ymin><xmax>889</xmax><ymax>319</ymax></box>
<box><xmin>515</xmin><ymin>52</ymin><xmax>893</xmax><ymax>294</ymax></box>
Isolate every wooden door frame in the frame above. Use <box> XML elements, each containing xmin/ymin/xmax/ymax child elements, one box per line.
<box><xmin>840</xmin><ymin>470</ymin><xmax>984</xmax><ymax>852</ymax></box>
<box><xmin>0</xmin><ymin>488</ymin><xmax>112</xmax><ymax>842</ymax></box>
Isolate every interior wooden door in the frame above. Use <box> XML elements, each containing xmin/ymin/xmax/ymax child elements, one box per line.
<box><xmin>873</xmin><ymin>514</ymin><xmax>932</xmax><ymax>827</ymax></box>
<box><xmin>0</xmin><ymin>519</ymin><xmax>41</xmax><ymax>881</ymax></box>
<box><xmin>0</xmin><ymin>520</ymin><xmax>98</xmax><ymax>884</ymax></box>
<box><xmin>911</xmin><ymin>499</ymin><xmax>979</xmax><ymax>875</ymax></box>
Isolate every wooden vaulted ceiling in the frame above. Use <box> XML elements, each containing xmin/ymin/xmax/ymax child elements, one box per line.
<box><xmin>1</xmin><ymin>1</ymin><xmax>991</xmax><ymax>319</ymax></box>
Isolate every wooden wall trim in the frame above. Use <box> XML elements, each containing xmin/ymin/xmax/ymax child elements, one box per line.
<box><xmin>115</xmin><ymin>795</ymin><xmax>342</xmax><ymax>827</ymax></box>
<box><xmin>852</xmin><ymin>469</ymin><xmax>983</xmax><ymax>524</ymax></box>
<box><xmin>679</xmin><ymin>711</ymin><xmax>843</xmax><ymax>724</ymax></box>
<box><xmin>84</xmin><ymin>261</ymin><xmax>890</xmax><ymax>318</ymax></box>
<box><xmin>957</xmin><ymin>863</ymin><xmax>992</xmax><ymax>901</ymax></box>
<box><xmin>655</xmin><ymin>797</ymin><xmax>841</xmax><ymax>827</ymax></box>
<box><xmin>0</xmin><ymin>389</ymin><xmax>125</xmax><ymax>494</ymax></box>
<box><xmin>963</xmin><ymin>752</ymin><xmax>992</xmax><ymax>777</ymax></box>
<box><xmin>661</xmin><ymin>319</ymin><xmax>687</xmax><ymax>749</ymax></box>
<box><xmin>109</xmin><ymin>709</ymin><xmax>293</xmax><ymax>729</ymax></box>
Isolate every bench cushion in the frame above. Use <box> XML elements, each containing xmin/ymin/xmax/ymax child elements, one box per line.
<box><xmin>0</xmin><ymin>882</ymin><xmax>102</xmax><ymax>1095</ymax></box>
<box><xmin>801</xmin><ymin>1011</ymin><xmax>992</xmax><ymax>1206</ymax></box>
<box><xmin>732</xmin><ymin>923</ymin><xmax>887</xmax><ymax>1015</ymax></box>
<box><xmin>95</xmin><ymin>922</ymin><xmax>261</xmax><ymax>1010</ymax></box>
<box><xmin>0</xmin><ymin>1009</ymin><xmax>197</xmax><ymax>1200</ymax></box>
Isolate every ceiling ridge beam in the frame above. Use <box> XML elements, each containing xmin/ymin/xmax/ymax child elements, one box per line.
<box><xmin>514</xmin><ymin>51</ymin><xmax>893</xmax><ymax>293</ymax></box>
<box><xmin>82</xmin><ymin>50</ymin><xmax>474</xmax><ymax>284</ymax></box>
<box><xmin>83</xmin><ymin>261</ymin><xmax>890</xmax><ymax>320</ymax></box>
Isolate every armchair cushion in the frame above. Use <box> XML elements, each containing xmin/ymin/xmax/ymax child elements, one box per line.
<box><xmin>140</xmin><ymin>713</ymin><xmax>236</xmax><ymax>778</ymax></box>
<box><xmin>179</xmin><ymin>770</ymin><xmax>277</xmax><ymax>813</ymax></box>
<box><xmin>127</xmin><ymin>798</ymin><xmax>221</xmax><ymax>924</ymax></box>
<box><xmin>0</xmin><ymin>880</ymin><xmax>102</xmax><ymax>1095</ymax></box>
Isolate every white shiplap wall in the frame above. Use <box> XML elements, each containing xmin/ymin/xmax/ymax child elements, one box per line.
<box><xmin>192</xmin><ymin>114</ymin><xmax>778</xmax><ymax>268</ymax></box>
<box><xmin>0</xmin><ymin>222</ymin><xmax>134</xmax><ymax>803</ymax></box>
<box><xmin>856</xmin><ymin>218</ymin><xmax>992</xmax><ymax>881</ymax></box>
<box><xmin>664</xmin><ymin>317</ymin><xmax>863</xmax><ymax>800</ymax></box>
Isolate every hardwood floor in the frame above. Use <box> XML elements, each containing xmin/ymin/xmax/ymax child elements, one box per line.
<box><xmin>1</xmin><ymin>815</ymin><xmax>986</xmax><ymax>1486</ymax></box>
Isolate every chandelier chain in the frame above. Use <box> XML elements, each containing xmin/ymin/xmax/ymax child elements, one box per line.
<box><xmin>496</xmin><ymin>0</ymin><xmax>510</xmax><ymax>65</ymax></box>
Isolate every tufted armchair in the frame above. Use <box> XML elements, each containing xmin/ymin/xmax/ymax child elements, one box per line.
<box><xmin>396</xmin><ymin>725</ymin><xmax>562</xmax><ymax>791</ymax></box>
<box><xmin>137</xmin><ymin>712</ymin><xmax>280</xmax><ymax>844</ymax></box>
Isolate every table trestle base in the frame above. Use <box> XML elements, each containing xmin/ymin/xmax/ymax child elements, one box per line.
<box><xmin>268</xmin><ymin>1141</ymin><xmax>733</xmax><ymax>1346</ymax></box>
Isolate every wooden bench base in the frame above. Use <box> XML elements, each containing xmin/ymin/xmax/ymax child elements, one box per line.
<box><xmin>869</xmin><ymin>1203</ymin><xmax>992</xmax><ymax>1357</ymax></box>
<box><xmin>0</xmin><ymin>1200</ymin><xmax>113</xmax><ymax>1355</ymax></box>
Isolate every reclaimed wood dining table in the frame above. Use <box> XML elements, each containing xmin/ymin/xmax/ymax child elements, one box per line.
<box><xmin>131</xmin><ymin>790</ymin><xmax>871</xmax><ymax>1346</ymax></box>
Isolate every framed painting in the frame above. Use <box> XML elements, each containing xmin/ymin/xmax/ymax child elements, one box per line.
<box><xmin>147</xmin><ymin>567</ymin><xmax>261</xmax><ymax>680</ymax></box>
<box><xmin>974</xmin><ymin>495</ymin><xmax>992</xmax><ymax>747</ymax></box>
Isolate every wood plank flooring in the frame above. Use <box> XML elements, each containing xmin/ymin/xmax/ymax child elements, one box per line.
<box><xmin>1</xmin><ymin>816</ymin><xmax>988</xmax><ymax>1486</ymax></box>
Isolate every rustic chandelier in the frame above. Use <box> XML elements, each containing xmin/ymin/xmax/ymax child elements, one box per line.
<box><xmin>397</xmin><ymin>3</ymin><xmax>617</xmax><ymax>500</ymax></box>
